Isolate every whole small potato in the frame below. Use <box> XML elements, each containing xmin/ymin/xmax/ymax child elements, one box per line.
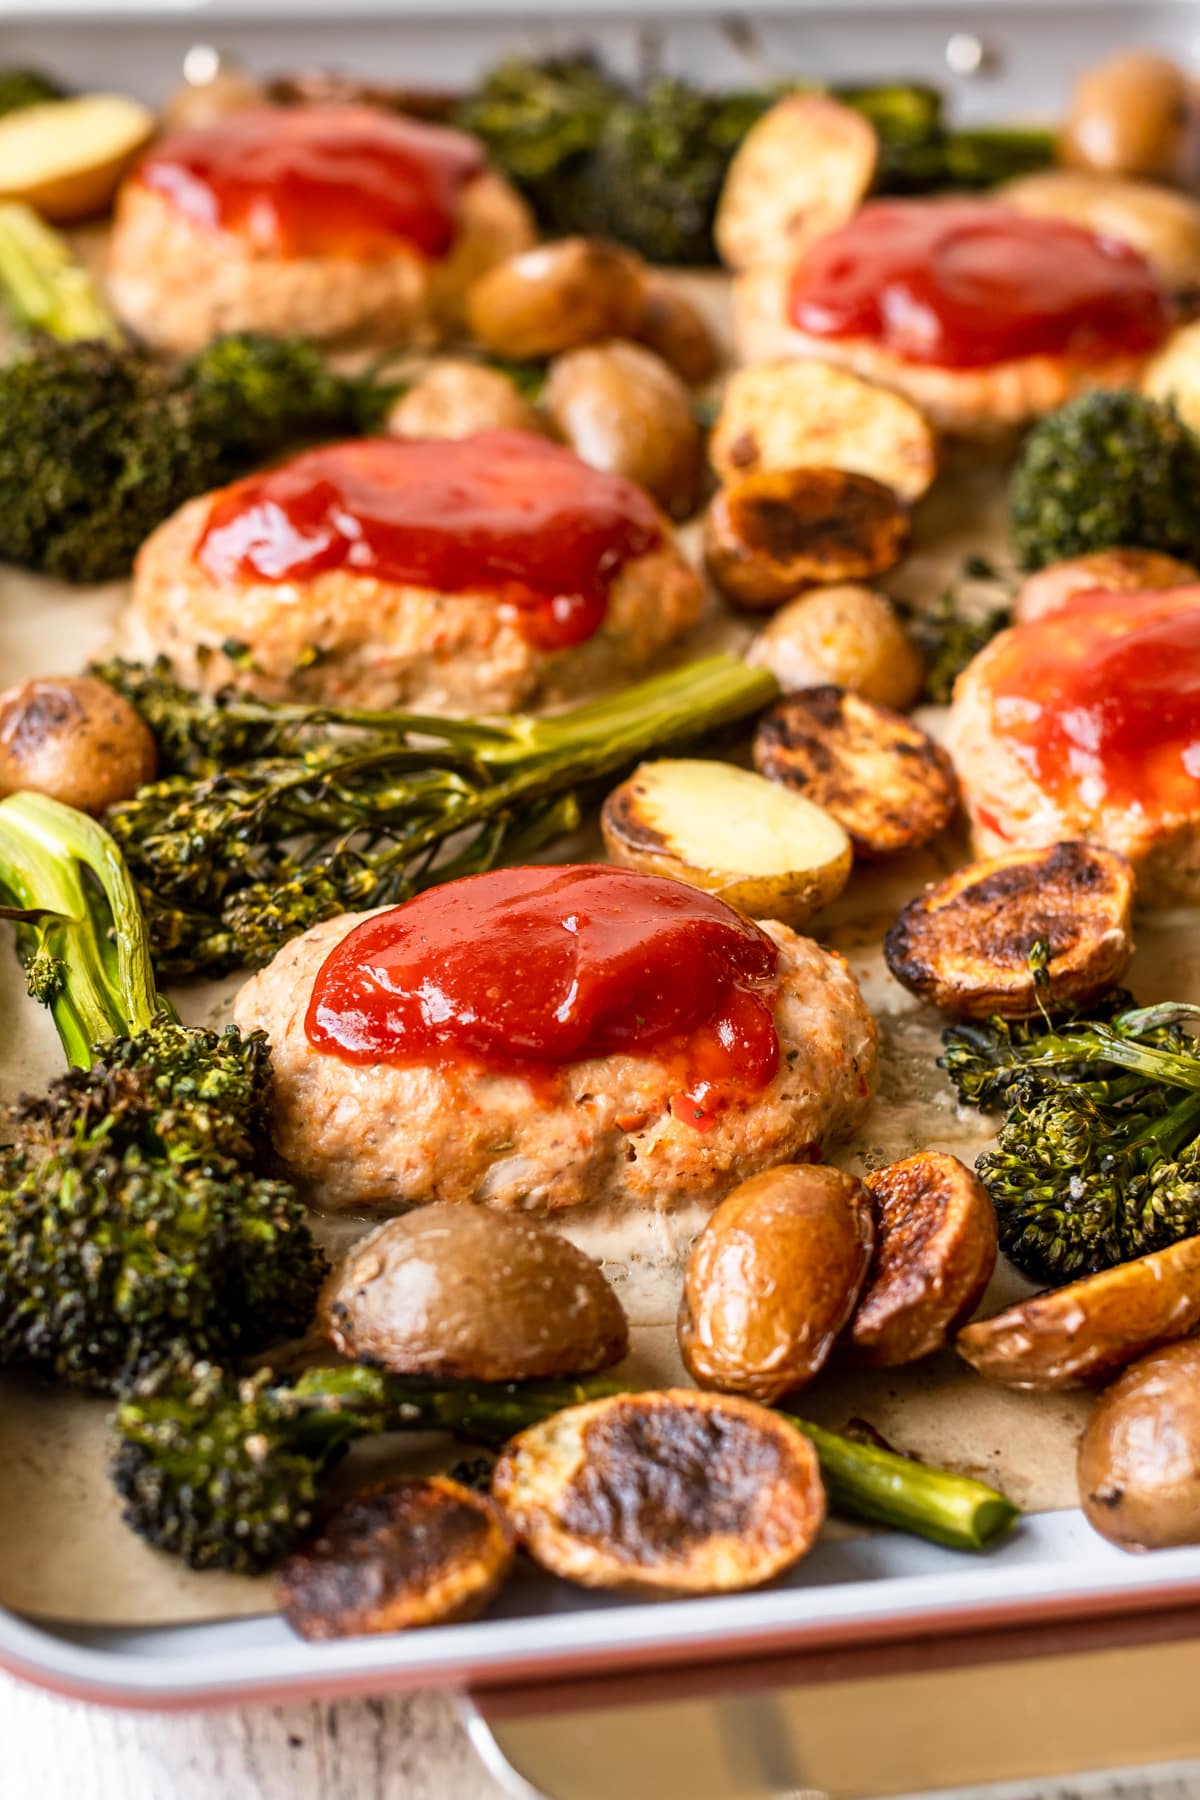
<box><xmin>1078</xmin><ymin>1341</ymin><xmax>1200</xmax><ymax>1551</ymax></box>
<box><xmin>746</xmin><ymin>585</ymin><xmax>925</xmax><ymax>711</ymax></box>
<box><xmin>466</xmin><ymin>238</ymin><xmax>648</xmax><ymax>361</ymax></box>
<box><xmin>160</xmin><ymin>65</ymin><xmax>266</xmax><ymax>132</ymax></box>
<box><xmin>388</xmin><ymin>359</ymin><xmax>544</xmax><ymax>442</ymax></box>
<box><xmin>319</xmin><ymin>1202</ymin><xmax>629</xmax><ymax>1382</ymax></box>
<box><xmin>543</xmin><ymin>341</ymin><xmax>702</xmax><ymax>519</ymax></box>
<box><xmin>1061</xmin><ymin>50</ymin><xmax>1199</xmax><ymax>185</ymax></box>
<box><xmin>0</xmin><ymin>676</ymin><xmax>157</xmax><ymax>816</ymax></box>
<box><xmin>679</xmin><ymin>1163</ymin><xmax>875</xmax><ymax>1401</ymax></box>
<box><xmin>634</xmin><ymin>276</ymin><xmax>719</xmax><ymax>385</ymax></box>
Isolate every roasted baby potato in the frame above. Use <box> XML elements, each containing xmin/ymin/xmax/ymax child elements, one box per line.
<box><xmin>319</xmin><ymin>1203</ymin><xmax>628</xmax><ymax>1382</ymax></box>
<box><xmin>850</xmin><ymin>1154</ymin><xmax>998</xmax><ymax>1367</ymax></box>
<box><xmin>715</xmin><ymin>94</ymin><xmax>878</xmax><ymax>272</ymax></box>
<box><xmin>957</xmin><ymin>1234</ymin><xmax>1200</xmax><ymax>1391</ymax></box>
<box><xmin>493</xmin><ymin>1388</ymin><xmax>825</xmax><ymax>1595</ymax></box>
<box><xmin>1078</xmin><ymin>1340</ymin><xmax>1200</xmax><ymax>1551</ymax></box>
<box><xmin>754</xmin><ymin>687</ymin><xmax>957</xmax><ymax>859</ymax></box>
<box><xmin>0</xmin><ymin>94</ymin><xmax>155</xmax><ymax>223</ymax></box>
<box><xmin>1013</xmin><ymin>548</ymin><xmax>1199</xmax><ymax>625</ymax></box>
<box><xmin>465</xmin><ymin>237</ymin><xmax>647</xmax><ymax>360</ymax></box>
<box><xmin>1144</xmin><ymin>320</ymin><xmax>1200</xmax><ymax>436</ymax></box>
<box><xmin>634</xmin><ymin>276</ymin><xmax>719</xmax><ymax>385</ymax></box>
<box><xmin>543</xmin><ymin>341</ymin><xmax>702</xmax><ymax>519</ymax></box>
<box><xmin>679</xmin><ymin>1164</ymin><xmax>875</xmax><ymax>1400</ymax></box>
<box><xmin>0</xmin><ymin>675</ymin><xmax>158</xmax><ymax>816</ymax></box>
<box><xmin>601</xmin><ymin>759</ymin><xmax>853</xmax><ymax>928</ymax></box>
<box><xmin>160</xmin><ymin>65</ymin><xmax>265</xmax><ymax>132</ymax></box>
<box><xmin>746</xmin><ymin>585</ymin><xmax>926</xmax><ymax>712</ymax></box>
<box><xmin>704</xmin><ymin>468</ymin><xmax>910</xmax><ymax>610</ymax></box>
<box><xmin>1004</xmin><ymin>169</ymin><xmax>1200</xmax><ymax>295</ymax></box>
<box><xmin>277</xmin><ymin>1477</ymin><xmax>515</xmax><ymax>1640</ymax></box>
<box><xmin>884</xmin><ymin>841</ymin><xmax>1135</xmax><ymax>1020</ymax></box>
<box><xmin>1061</xmin><ymin>50</ymin><xmax>1199</xmax><ymax>185</ymax></box>
<box><xmin>387</xmin><ymin>359</ymin><xmax>544</xmax><ymax>441</ymax></box>
<box><xmin>710</xmin><ymin>361</ymin><xmax>937</xmax><ymax>505</ymax></box>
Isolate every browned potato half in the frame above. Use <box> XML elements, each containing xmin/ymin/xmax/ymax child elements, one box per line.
<box><xmin>1078</xmin><ymin>1341</ymin><xmax>1200</xmax><ymax>1551</ymax></box>
<box><xmin>0</xmin><ymin>675</ymin><xmax>158</xmax><ymax>816</ymax></box>
<box><xmin>602</xmin><ymin>759</ymin><xmax>852</xmax><ymax>928</ymax></box>
<box><xmin>465</xmin><ymin>238</ymin><xmax>647</xmax><ymax>360</ymax></box>
<box><xmin>957</xmin><ymin>1235</ymin><xmax>1200</xmax><ymax>1391</ymax></box>
<box><xmin>1061</xmin><ymin>50</ymin><xmax>1199</xmax><ymax>185</ymax></box>
<box><xmin>754</xmin><ymin>687</ymin><xmax>958</xmax><ymax>860</ymax></box>
<box><xmin>884</xmin><ymin>841</ymin><xmax>1135</xmax><ymax>1020</ymax></box>
<box><xmin>715</xmin><ymin>94</ymin><xmax>878</xmax><ymax>272</ymax></box>
<box><xmin>679</xmin><ymin>1164</ymin><xmax>875</xmax><ymax>1400</ymax></box>
<box><xmin>710</xmin><ymin>361</ymin><xmax>937</xmax><ymax>505</ymax></box>
<box><xmin>705</xmin><ymin>468</ymin><xmax>910</xmax><ymax>610</ymax></box>
<box><xmin>493</xmin><ymin>1388</ymin><xmax>825</xmax><ymax>1594</ymax></box>
<box><xmin>277</xmin><ymin>1477</ymin><xmax>515</xmax><ymax>1639</ymax></box>
<box><xmin>387</xmin><ymin>359</ymin><xmax>544</xmax><ymax>441</ymax></box>
<box><xmin>1003</xmin><ymin>169</ymin><xmax>1200</xmax><ymax>295</ymax></box>
<box><xmin>746</xmin><ymin>585</ymin><xmax>926</xmax><ymax>712</ymax></box>
<box><xmin>634</xmin><ymin>276</ymin><xmax>719</xmax><ymax>385</ymax></box>
<box><xmin>1013</xmin><ymin>549</ymin><xmax>1199</xmax><ymax>625</ymax></box>
<box><xmin>849</xmin><ymin>1154</ymin><xmax>998</xmax><ymax>1367</ymax></box>
<box><xmin>319</xmin><ymin>1203</ymin><xmax>628</xmax><ymax>1382</ymax></box>
<box><xmin>542</xmin><ymin>341</ymin><xmax>702</xmax><ymax>519</ymax></box>
<box><xmin>0</xmin><ymin>95</ymin><xmax>155</xmax><ymax>223</ymax></box>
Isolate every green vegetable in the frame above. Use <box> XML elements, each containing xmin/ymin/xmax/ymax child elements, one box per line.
<box><xmin>0</xmin><ymin>204</ymin><xmax>118</xmax><ymax>341</ymax></box>
<box><xmin>900</xmin><ymin>558</ymin><xmax>1016</xmax><ymax>703</ymax></box>
<box><xmin>1010</xmin><ymin>390</ymin><xmax>1200</xmax><ymax>571</ymax></box>
<box><xmin>0</xmin><ymin>793</ymin><xmax>325</xmax><ymax>1392</ymax></box>
<box><xmin>943</xmin><ymin>995</ymin><xmax>1200</xmax><ymax>1283</ymax></box>
<box><xmin>0</xmin><ymin>68</ymin><xmax>65</xmax><ymax>118</ymax></box>
<box><xmin>94</xmin><ymin>654</ymin><xmax>779</xmax><ymax>980</ymax></box>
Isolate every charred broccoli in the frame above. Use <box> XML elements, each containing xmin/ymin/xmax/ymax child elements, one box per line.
<box><xmin>1010</xmin><ymin>391</ymin><xmax>1200</xmax><ymax>571</ymax></box>
<box><xmin>0</xmin><ymin>68</ymin><xmax>65</xmax><ymax>117</ymax></box>
<box><xmin>453</xmin><ymin>53</ymin><xmax>617</xmax><ymax>235</ymax></box>
<box><xmin>0</xmin><ymin>793</ymin><xmax>326</xmax><ymax>1391</ymax></box>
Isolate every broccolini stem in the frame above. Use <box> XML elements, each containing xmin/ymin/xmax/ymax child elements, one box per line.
<box><xmin>0</xmin><ymin>204</ymin><xmax>120</xmax><ymax>342</ymax></box>
<box><xmin>1008</xmin><ymin>1018</ymin><xmax>1200</xmax><ymax>1095</ymax></box>
<box><xmin>289</xmin><ymin>1365</ymin><xmax>630</xmax><ymax>1444</ymax></box>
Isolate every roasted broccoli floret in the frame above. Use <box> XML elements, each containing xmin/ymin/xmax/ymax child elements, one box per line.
<box><xmin>0</xmin><ymin>68</ymin><xmax>65</xmax><ymax>117</ymax></box>
<box><xmin>183</xmin><ymin>331</ymin><xmax>361</xmax><ymax>454</ymax></box>
<box><xmin>1010</xmin><ymin>390</ymin><xmax>1200</xmax><ymax>571</ymax></box>
<box><xmin>0</xmin><ymin>793</ymin><xmax>326</xmax><ymax>1392</ymax></box>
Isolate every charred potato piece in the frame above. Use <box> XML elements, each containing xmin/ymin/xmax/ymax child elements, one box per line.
<box><xmin>715</xmin><ymin>94</ymin><xmax>878</xmax><ymax>273</ymax></box>
<box><xmin>884</xmin><ymin>842</ymin><xmax>1135</xmax><ymax>1020</ymax></box>
<box><xmin>0</xmin><ymin>675</ymin><xmax>158</xmax><ymax>816</ymax></box>
<box><xmin>319</xmin><ymin>1203</ymin><xmax>628</xmax><ymax>1382</ymax></box>
<box><xmin>1061</xmin><ymin>51</ymin><xmax>1199</xmax><ymax>185</ymax></box>
<box><xmin>543</xmin><ymin>341</ymin><xmax>702</xmax><ymax>519</ymax></box>
<box><xmin>1078</xmin><ymin>1341</ymin><xmax>1200</xmax><ymax>1551</ymax></box>
<box><xmin>387</xmin><ymin>359</ymin><xmax>544</xmax><ymax>441</ymax></box>
<box><xmin>1003</xmin><ymin>169</ymin><xmax>1200</xmax><ymax>295</ymax></box>
<box><xmin>1013</xmin><ymin>548</ymin><xmax>1199</xmax><ymax>625</ymax></box>
<box><xmin>634</xmin><ymin>276</ymin><xmax>719</xmax><ymax>385</ymax></box>
<box><xmin>277</xmin><ymin>1477</ymin><xmax>515</xmax><ymax>1640</ymax></box>
<box><xmin>746</xmin><ymin>585</ymin><xmax>926</xmax><ymax>713</ymax></box>
<box><xmin>957</xmin><ymin>1234</ymin><xmax>1200</xmax><ymax>1392</ymax></box>
<box><xmin>493</xmin><ymin>1388</ymin><xmax>824</xmax><ymax>1595</ymax></box>
<box><xmin>1144</xmin><ymin>320</ymin><xmax>1200</xmax><ymax>437</ymax></box>
<box><xmin>679</xmin><ymin>1164</ymin><xmax>875</xmax><ymax>1400</ymax></box>
<box><xmin>0</xmin><ymin>94</ymin><xmax>155</xmax><ymax>223</ymax></box>
<box><xmin>710</xmin><ymin>361</ymin><xmax>937</xmax><ymax>505</ymax></box>
<box><xmin>465</xmin><ymin>238</ymin><xmax>647</xmax><ymax>361</ymax></box>
<box><xmin>754</xmin><ymin>687</ymin><xmax>957</xmax><ymax>860</ymax></box>
<box><xmin>602</xmin><ymin>759</ymin><xmax>852</xmax><ymax>928</ymax></box>
<box><xmin>705</xmin><ymin>468</ymin><xmax>910</xmax><ymax>610</ymax></box>
<box><xmin>850</xmin><ymin>1154</ymin><xmax>998</xmax><ymax>1367</ymax></box>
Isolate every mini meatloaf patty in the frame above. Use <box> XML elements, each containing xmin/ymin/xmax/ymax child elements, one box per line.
<box><xmin>233</xmin><ymin>910</ymin><xmax>878</xmax><ymax>1213</ymax></box>
<box><xmin>125</xmin><ymin>433</ymin><xmax>705</xmax><ymax>713</ymax></box>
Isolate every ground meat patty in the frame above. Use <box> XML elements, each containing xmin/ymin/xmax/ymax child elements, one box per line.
<box><xmin>233</xmin><ymin>910</ymin><xmax>878</xmax><ymax>1213</ymax></box>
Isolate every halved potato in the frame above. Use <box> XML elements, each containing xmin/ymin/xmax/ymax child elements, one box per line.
<box><xmin>1145</xmin><ymin>319</ymin><xmax>1200</xmax><ymax>435</ymax></box>
<box><xmin>1013</xmin><ymin>548</ymin><xmax>1199</xmax><ymax>624</ymax></box>
<box><xmin>715</xmin><ymin>94</ymin><xmax>878</xmax><ymax>273</ymax></box>
<box><xmin>754</xmin><ymin>687</ymin><xmax>958</xmax><ymax>859</ymax></box>
<box><xmin>705</xmin><ymin>468</ymin><xmax>910</xmax><ymax>609</ymax></box>
<box><xmin>277</xmin><ymin>1477</ymin><xmax>515</xmax><ymax>1640</ymax></box>
<box><xmin>709</xmin><ymin>361</ymin><xmax>937</xmax><ymax>505</ymax></box>
<box><xmin>1003</xmin><ymin>169</ymin><xmax>1200</xmax><ymax>294</ymax></box>
<box><xmin>601</xmin><ymin>759</ymin><xmax>852</xmax><ymax>927</ymax></box>
<box><xmin>745</xmin><ymin>584</ymin><xmax>926</xmax><ymax>712</ymax></box>
<box><xmin>957</xmin><ymin>1234</ymin><xmax>1200</xmax><ymax>1391</ymax></box>
<box><xmin>0</xmin><ymin>95</ymin><xmax>155</xmax><ymax>223</ymax></box>
<box><xmin>465</xmin><ymin>237</ymin><xmax>647</xmax><ymax>360</ymax></box>
<box><xmin>492</xmin><ymin>1388</ymin><xmax>825</xmax><ymax>1595</ymax></box>
<box><xmin>884</xmin><ymin>841</ymin><xmax>1136</xmax><ymax>1019</ymax></box>
<box><xmin>850</xmin><ymin>1153</ymin><xmax>998</xmax><ymax>1367</ymax></box>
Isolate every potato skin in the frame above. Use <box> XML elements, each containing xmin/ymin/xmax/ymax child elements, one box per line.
<box><xmin>319</xmin><ymin>1203</ymin><xmax>629</xmax><ymax>1381</ymax></box>
<box><xmin>1078</xmin><ymin>1341</ymin><xmax>1200</xmax><ymax>1551</ymax></box>
<box><xmin>957</xmin><ymin>1234</ymin><xmax>1200</xmax><ymax>1391</ymax></box>
<box><xmin>679</xmin><ymin>1164</ymin><xmax>875</xmax><ymax>1401</ymax></box>
<box><xmin>387</xmin><ymin>359</ymin><xmax>544</xmax><ymax>441</ymax></box>
<box><xmin>543</xmin><ymin>341</ymin><xmax>702</xmax><ymax>520</ymax></box>
<box><xmin>634</xmin><ymin>277</ymin><xmax>719</xmax><ymax>385</ymax></box>
<box><xmin>850</xmin><ymin>1153</ymin><xmax>998</xmax><ymax>1367</ymax></box>
<box><xmin>1061</xmin><ymin>51</ymin><xmax>1199</xmax><ymax>185</ymax></box>
<box><xmin>884</xmin><ymin>841</ymin><xmax>1135</xmax><ymax>1020</ymax></box>
<box><xmin>466</xmin><ymin>237</ymin><xmax>647</xmax><ymax>360</ymax></box>
<box><xmin>705</xmin><ymin>468</ymin><xmax>910</xmax><ymax>610</ymax></box>
<box><xmin>746</xmin><ymin>585</ymin><xmax>926</xmax><ymax>712</ymax></box>
<box><xmin>0</xmin><ymin>675</ymin><xmax>158</xmax><ymax>816</ymax></box>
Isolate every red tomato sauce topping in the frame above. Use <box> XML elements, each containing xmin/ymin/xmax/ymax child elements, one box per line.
<box><xmin>195</xmin><ymin>431</ymin><xmax>664</xmax><ymax>652</ymax></box>
<box><xmin>136</xmin><ymin>105</ymin><xmax>484</xmax><ymax>259</ymax></box>
<box><xmin>306</xmin><ymin>864</ymin><xmax>781</xmax><ymax>1127</ymax></box>
<box><xmin>787</xmin><ymin>200</ymin><xmax>1170</xmax><ymax>369</ymax></box>
<box><xmin>984</xmin><ymin>586</ymin><xmax>1200</xmax><ymax>814</ymax></box>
